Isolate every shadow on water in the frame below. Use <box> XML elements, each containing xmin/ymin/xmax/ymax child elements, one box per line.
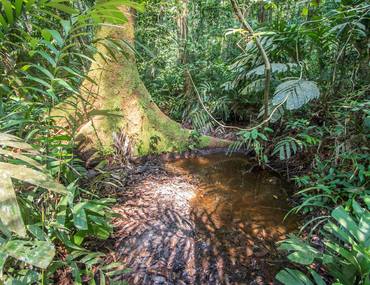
<box><xmin>114</xmin><ymin>153</ymin><xmax>298</xmax><ymax>285</ymax></box>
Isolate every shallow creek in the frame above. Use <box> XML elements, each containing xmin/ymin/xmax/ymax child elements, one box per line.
<box><xmin>114</xmin><ymin>153</ymin><xmax>298</xmax><ymax>284</ymax></box>
<box><xmin>167</xmin><ymin>153</ymin><xmax>297</xmax><ymax>238</ymax></box>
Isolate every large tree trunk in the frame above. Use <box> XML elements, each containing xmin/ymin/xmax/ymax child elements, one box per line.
<box><xmin>54</xmin><ymin>8</ymin><xmax>229</xmax><ymax>163</ymax></box>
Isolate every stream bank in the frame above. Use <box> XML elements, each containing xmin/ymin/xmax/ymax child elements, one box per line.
<box><xmin>110</xmin><ymin>153</ymin><xmax>298</xmax><ymax>285</ymax></box>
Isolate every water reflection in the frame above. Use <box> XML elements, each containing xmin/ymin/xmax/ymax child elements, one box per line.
<box><xmin>114</xmin><ymin>154</ymin><xmax>297</xmax><ymax>284</ymax></box>
<box><xmin>166</xmin><ymin>153</ymin><xmax>298</xmax><ymax>283</ymax></box>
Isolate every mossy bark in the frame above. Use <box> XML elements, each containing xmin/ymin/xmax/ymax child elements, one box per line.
<box><xmin>54</xmin><ymin>8</ymin><xmax>229</xmax><ymax>161</ymax></box>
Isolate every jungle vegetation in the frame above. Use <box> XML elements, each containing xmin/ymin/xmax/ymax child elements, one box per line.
<box><xmin>0</xmin><ymin>0</ymin><xmax>369</xmax><ymax>284</ymax></box>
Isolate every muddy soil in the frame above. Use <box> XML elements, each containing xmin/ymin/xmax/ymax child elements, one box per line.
<box><xmin>112</xmin><ymin>154</ymin><xmax>297</xmax><ymax>285</ymax></box>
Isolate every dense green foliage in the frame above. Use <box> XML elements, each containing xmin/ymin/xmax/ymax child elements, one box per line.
<box><xmin>277</xmin><ymin>204</ymin><xmax>370</xmax><ymax>285</ymax></box>
<box><xmin>0</xmin><ymin>0</ymin><xmax>139</xmax><ymax>283</ymax></box>
<box><xmin>136</xmin><ymin>0</ymin><xmax>369</xmax><ymax>284</ymax></box>
<box><xmin>0</xmin><ymin>0</ymin><xmax>369</xmax><ymax>283</ymax></box>
<box><xmin>136</xmin><ymin>0</ymin><xmax>241</xmax><ymax>130</ymax></box>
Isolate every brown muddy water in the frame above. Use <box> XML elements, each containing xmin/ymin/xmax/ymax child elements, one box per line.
<box><xmin>114</xmin><ymin>153</ymin><xmax>298</xmax><ymax>284</ymax></box>
<box><xmin>165</xmin><ymin>153</ymin><xmax>298</xmax><ymax>283</ymax></box>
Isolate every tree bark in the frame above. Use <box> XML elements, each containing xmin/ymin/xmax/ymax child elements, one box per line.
<box><xmin>53</xmin><ymin>7</ymin><xmax>229</xmax><ymax>163</ymax></box>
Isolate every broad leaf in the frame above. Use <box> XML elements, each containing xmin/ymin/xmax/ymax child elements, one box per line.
<box><xmin>287</xmin><ymin>251</ymin><xmax>315</xmax><ymax>265</ymax></box>
<box><xmin>2</xmin><ymin>240</ymin><xmax>55</xmax><ymax>269</ymax></box>
<box><xmin>0</xmin><ymin>149</ymin><xmax>44</xmax><ymax>170</ymax></box>
<box><xmin>276</xmin><ymin>268</ymin><xmax>313</xmax><ymax>285</ymax></box>
<box><xmin>331</xmin><ymin>206</ymin><xmax>364</xmax><ymax>242</ymax></box>
<box><xmin>0</xmin><ymin>177</ymin><xmax>26</xmax><ymax>237</ymax></box>
<box><xmin>309</xmin><ymin>269</ymin><xmax>326</xmax><ymax>285</ymax></box>
<box><xmin>0</xmin><ymin>162</ymin><xmax>67</xmax><ymax>194</ymax></box>
<box><xmin>272</xmin><ymin>80</ymin><xmax>320</xmax><ymax>110</ymax></box>
<box><xmin>246</xmin><ymin>63</ymin><xmax>297</xmax><ymax>78</ymax></box>
<box><xmin>0</xmin><ymin>133</ymin><xmax>39</xmax><ymax>154</ymax></box>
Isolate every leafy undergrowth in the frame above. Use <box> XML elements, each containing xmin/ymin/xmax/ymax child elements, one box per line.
<box><xmin>136</xmin><ymin>0</ymin><xmax>370</xmax><ymax>284</ymax></box>
<box><xmin>0</xmin><ymin>0</ymin><xmax>369</xmax><ymax>284</ymax></box>
<box><xmin>0</xmin><ymin>0</ymin><xmax>139</xmax><ymax>283</ymax></box>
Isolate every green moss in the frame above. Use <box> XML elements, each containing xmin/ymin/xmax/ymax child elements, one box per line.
<box><xmin>198</xmin><ymin>136</ymin><xmax>211</xmax><ymax>148</ymax></box>
<box><xmin>100</xmin><ymin>145</ymin><xmax>115</xmax><ymax>156</ymax></box>
<box><xmin>54</xmin><ymin>15</ymin><xmax>230</xmax><ymax>161</ymax></box>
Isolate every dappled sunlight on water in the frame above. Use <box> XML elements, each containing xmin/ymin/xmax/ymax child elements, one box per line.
<box><xmin>114</xmin><ymin>154</ymin><xmax>298</xmax><ymax>284</ymax></box>
<box><xmin>166</xmin><ymin>154</ymin><xmax>298</xmax><ymax>283</ymax></box>
<box><xmin>166</xmin><ymin>153</ymin><xmax>297</xmax><ymax>239</ymax></box>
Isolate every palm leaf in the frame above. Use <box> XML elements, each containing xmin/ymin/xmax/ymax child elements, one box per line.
<box><xmin>246</xmin><ymin>63</ymin><xmax>297</xmax><ymax>78</ymax></box>
<box><xmin>272</xmin><ymin>80</ymin><xmax>320</xmax><ymax>110</ymax></box>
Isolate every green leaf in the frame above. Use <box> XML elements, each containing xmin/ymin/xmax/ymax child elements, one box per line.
<box><xmin>45</xmin><ymin>2</ymin><xmax>77</xmax><ymax>14</ymax></box>
<box><xmin>73</xmin><ymin>203</ymin><xmax>88</xmax><ymax>230</ymax></box>
<box><xmin>331</xmin><ymin>206</ymin><xmax>364</xmax><ymax>242</ymax></box>
<box><xmin>3</xmin><ymin>240</ymin><xmax>55</xmax><ymax>269</ymax></box>
<box><xmin>15</xmin><ymin>0</ymin><xmax>24</xmax><ymax>17</ymax></box>
<box><xmin>301</xmin><ymin>7</ymin><xmax>309</xmax><ymax>16</ymax></box>
<box><xmin>31</xmin><ymin>64</ymin><xmax>55</xmax><ymax>80</ymax></box>
<box><xmin>309</xmin><ymin>269</ymin><xmax>326</xmax><ymax>285</ymax></box>
<box><xmin>25</xmin><ymin>74</ymin><xmax>52</xmax><ymax>89</ymax></box>
<box><xmin>287</xmin><ymin>251</ymin><xmax>315</xmax><ymax>265</ymax></box>
<box><xmin>0</xmin><ymin>251</ymin><xmax>8</xmax><ymax>276</ymax></box>
<box><xmin>0</xmin><ymin>13</ymin><xmax>8</xmax><ymax>29</ymax></box>
<box><xmin>73</xmin><ymin>231</ymin><xmax>87</xmax><ymax>245</ymax></box>
<box><xmin>251</xmin><ymin>129</ymin><xmax>258</xmax><ymax>140</ymax></box>
<box><xmin>48</xmin><ymin>29</ymin><xmax>64</xmax><ymax>46</ymax></box>
<box><xmin>272</xmin><ymin>80</ymin><xmax>320</xmax><ymax>110</ymax></box>
<box><xmin>25</xmin><ymin>0</ymin><xmax>35</xmax><ymax>10</ymax></box>
<box><xmin>285</xmin><ymin>142</ymin><xmax>291</xmax><ymax>160</ymax></box>
<box><xmin>324</xmin><ymin>241</ymin><xmax>359</xmax><ymax>271</ymax></box>
<box><xmin>1</xmin><ymin>0</ymin><xmax>14</xmax><ymax>25</ymax></box>
<box><xmin>276</xmin><ymin>268</ymin><xmax>313</xmax><ymax>285</ymax></box>
<box><xmin>54</xmin><ymin>78</ymin><xmax>79</xmax><ymax>94</ymax></box>
<box><xmin>0</xmin><ymin>176</ymin><xmax>26</xmax><ymax>237</ymax></box>
<box><xmin>70</xmin><ymin>260</ymin><xmax>82</xmax><ymax>285</ymax></box>
<box><xmin>280</xmin><ymin>146</ymin><xmax>285</xmax><ymax>160</ymax></box>
<box><xmin>0</xmin><ymin>162</ymin><xmax>67</xmax><ymax>194</ymax></box>
<box><xmin>56</xmin><ymin>195</ymin><xmax>68</xmax><ymax>226</ymax></box>
<box><xmin>358</xmin><ymin>212</ymin><xmax>370</xmax><ymax>247</ymax></box>
<box><xmin>99</xmin><ymin>269</ymin><xmax>106</xmax><ymax>285</ymax></box>
<box><xmin>33</xmin><ymin>50</ymin><xmax>57</xmax><ymax>67</ymax></box>
<box><xmin>60</xmin><ymin>19</ymin><xmax>71</xmax><ymax>34</ymax></box>
<box><xmin>324</xmin><ymin>220</ymin><xmax>351</xmax><ymax>243</ymax></box>
<box><xmin>27</xmin><ymin>224</ymin><xmax>47</xmax><ymax>241</ymax></box>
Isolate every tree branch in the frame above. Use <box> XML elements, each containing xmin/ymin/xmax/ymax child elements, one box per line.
<box><xmin>187</xmin><ymin>70</ymin><xmax>285</xmax><ymax>132</ymax></box>
<box><xmin>230</xmin><ymin>0</ymin><xmax>271</xmax><ymax>120</ymax></box>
